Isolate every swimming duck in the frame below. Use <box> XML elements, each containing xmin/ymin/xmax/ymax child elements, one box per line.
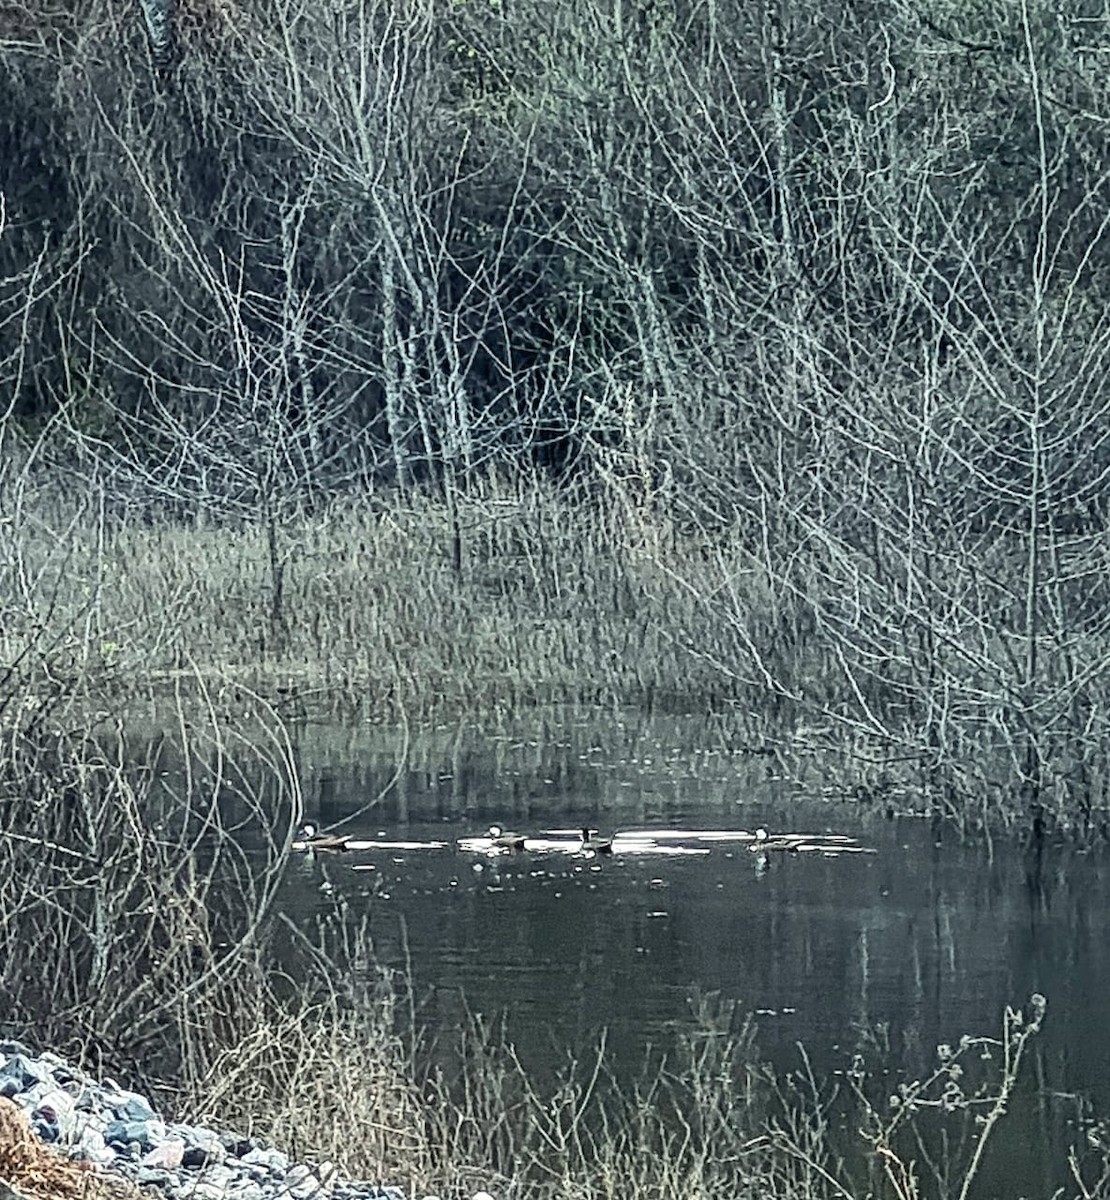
<box><xmin>750</xmin><ymin>827</ymin><xmax>800</xmax><ymax>853</ymax></box>
<box><xmin>580</xmin><ymin>827</ymin><xmax>614</xmax><ymax>854</ymax></box>
<box><xmin>299</xmin><ymin>822</ymin><xmax>352</xmax><ymax>851</ymax></box>
<box><xmin>488</xmin><ymin>824</ymin><xmax>527</xmax><ymax>850</ymax></box>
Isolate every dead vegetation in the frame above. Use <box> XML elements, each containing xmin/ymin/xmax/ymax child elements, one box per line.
<box><xmin>0</xmin><ymin>1099</ymin><xmax>137</xmax><ymax>1200</ymax></box>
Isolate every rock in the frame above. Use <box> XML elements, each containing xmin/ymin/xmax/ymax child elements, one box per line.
<box><xmin>174</xmin><ymin>1128</ymin><xmax>226</xmax><ymax>1168</ymax></box>
<box><xmin>171</xmin><ymin>1183</ymin><xmax>227</xmax><ymax>1200</ymax></box>
<box><xmin>142</xmin><ymin>1139</ymin><xmax>185</xmax><ymax>1170</ymax></box>
<box><xmin>137</xmin><ymin>1167</ymin><xmax>176</xmax><ymax>1187</ymax></box>
<box><xmin>171</xmin><ymin>1163</ymin><xmax>268</xmax><ymax>1200</ymax></box>
<box><xmin>221</xmin><ymin>1133</ymin><xmax>259</xmax><ymax>1158</ymax></box>
<box><xmin>71</xmin><ymin>1112</ymin><xmax>115</xmax><ymax>1165</ymax></box>
<box><xmin>37</xmin><ymin>1051</ymin><xmax>68</xmax><ymax>1080</ymax></box>
<box><xmin>195</xmin><ymin>1164</ymin><xmax>236</xmax><ymax>1190</ymax></box>
<box><xmin>73</xmin><ymin>1111</ymin><xmax>109</xmax><ymax>1138</ymax></box>
<box><xmin>73</xmin><ymin>1085</ymin><xmax>101</xmax><ymax>1112</ymax></box>
<box><xmin>115</xmin><ymin>1093</ymin><xmax>158</xmax><ymax>1122</ymax></box>
<box><xmin>32</xmin><ymin>1087</ymin><xmax>78</xmax><ymax>1138</ymax></box>
<box><xmin>0</xmin><ymin>1055</ymin><xmax>51</xmax><ymax>1093</ymax></box>
<box><xmin>285</xmin><ymin>1163</ymin><xmax>325</xmax><ymax>1198</ymax></box>
<box><xmin>230</xmin><ymin>1185</ymin><xmax>265</xmax><ymax>1200</ymax></box>
<box><xmin>73</xmin><ymin>1126</ymin><xmax>115</xmax><ymax>1167</ymax></box>
<box><xmin>240</xmin><ymin>1146</ymin><xmax>289</xmax><ymax>1176</ymax></box>
<box><xmin>173</xmin><ymin>1182</ymin><xmax>263</xmax><ymax>1200</ymax></box>
<box><xmin>0</xmin><ymin>1048</ymin><xmax>417</xmax><ymax>1200</ymax></box>
<box><xmin>30</xmin><ymin>1115</ymin><xmax>59</xmax><ymax>1142</ymax></box>
<box><xmin>103</xmin><ymin>1117</ymin><xmax>166</xmax><ymax>1150</ymax></box>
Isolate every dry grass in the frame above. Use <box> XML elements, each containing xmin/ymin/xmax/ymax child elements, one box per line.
<box><xmin>172</xmin><ymin>979</ymin><xmax>1074</xmax><ymax>1200</ymax></box>
<box><xmin>179</xmin><ymin>955</ymin><xmax>431</xmax><ymax>1182</ymax></box>
<box><xmin>8</xmin><ymin>472</ymin><xmax>1110</xmax><ymax>823</ymax></box>
<box><xmin>0</xmin><ymin>1099</ymin><xmax>137</xmax><ymax>1200</ymax></box>
<box><xmin>0</xmin><ymin>478</ymin><xmax>773</xmax><ymax>722</ymax></box>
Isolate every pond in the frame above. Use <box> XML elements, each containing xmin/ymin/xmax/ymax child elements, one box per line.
<box><xmin>275</xmin><ymin>708</ymin><xmax>1110</xmax><ymax>1194</ymax></box>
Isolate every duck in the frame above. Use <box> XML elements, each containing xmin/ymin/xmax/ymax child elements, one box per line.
<box><xmin>749</xmin><ymin>827</ymin><xmax>800</xmax><ymax>853</ymax></box>
<box><xmin>580</xmin><ymin>827</ymin><xmax>614</xmax><ymax>854</ymax></box>
<box><xmin>299</xmin><ymin>822</ymin><xmax>352</xmax><ymax>851</ymax></box>
<box><xmin>488</xmin><ymin>824</ymin><xmax>527</xmax><ymax>851</ymax></box>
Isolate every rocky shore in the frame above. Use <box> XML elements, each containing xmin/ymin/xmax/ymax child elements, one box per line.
<box><xmin>0</xmin><ymin>1044</ymin><xmax>448</xmax><ymax>1200</ymax></box>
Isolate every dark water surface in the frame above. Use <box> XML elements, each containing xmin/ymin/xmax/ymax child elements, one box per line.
<box><xmin>275</xmin><ymin>709</ymin><xmax>1110</xmax><ymax>1192</ymax></box>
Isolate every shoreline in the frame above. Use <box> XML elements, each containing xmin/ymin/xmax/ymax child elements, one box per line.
<box><xmin>0</xmin><ymin>1043</ymin><xmax>431</xmax><ymax>1200</ymax></box>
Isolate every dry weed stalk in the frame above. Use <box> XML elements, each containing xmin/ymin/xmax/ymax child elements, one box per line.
<box><xmin>0</xmin><ymin>680</ymin><xmax>301</xmax><ymax>1087</ymax></box>
<box><xmin>0</xmin><ymin>1098</ymin><xmax>137</xmax><ymax>1200</ymax></box>
<box><xmin>845</xmin><ymin>995</ymin><xmax>1049</xmax><ymax>1200</ymax></box>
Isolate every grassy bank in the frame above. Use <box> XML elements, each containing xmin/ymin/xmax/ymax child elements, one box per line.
<box><xmin>6</xmin><ymin>470</ymin><xmax>1110</xmax><ymax>828</ymax></box>
<box><xmin>2</xmin><ymin>480</ymin><xmax>786</xmax><ymax>718</ymax></box>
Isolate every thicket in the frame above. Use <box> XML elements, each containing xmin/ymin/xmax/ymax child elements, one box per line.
<box><xmin>4</xmin><ymin>0</ymin><xmax>1110</xmax><ymax>823</ymax></box>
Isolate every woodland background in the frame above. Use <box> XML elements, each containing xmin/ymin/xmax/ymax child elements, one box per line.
<box><xmin>3</xmin><ymin>0</ymin><xmax>1110</xmax><ymax>824</ymax></box>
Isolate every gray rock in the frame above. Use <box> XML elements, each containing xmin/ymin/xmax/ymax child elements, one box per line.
<box><xmin>182</xmin><ymin>1146</ymin><xmax>224</xmax><ymax>1168</ymax></box>
<box><xmin>73</xmin><ymin>1111</ymin><xmax>109</xmax><ymax>1137</ymax></box>
<box><xmin>0</xmin><ymin>1054</ymin><xmax>52</xmax><ymax>1091</ymax></box>
<box><xmin>229</xmin><ymin>1185</ymin><xmax>265</xmax><ymax>1200</ymax></box>
<box><xmin>193</xmin><ymin>1163</ymin><xmax>236</xmax><ymax>1190</ymax></box>
<box><xmin>173</xmin><ymin>1181</ymin><xmax>264</xmax><ymax>1200</ymax></box>
<box><xmin>32</xmin><ymin>1087</ymin><xmax>78</xmax><ymax>1137</ymax></box>
<box><xmin>171</xmin><ymin>1183</ymin><xmax>227</xmax><ymax>1200</ymax></box>
<box><xmin>31</xmin><ymin>1116</ymin><xmax>59</xmax><ymax>1142</ymax></box>
<box><xmin>0</xmin><ymin>1048</ymin><xmax>415</xmax><ymax>1200</ymax></box>
<box><xmin>115</xmin><ymin>1092</ymin><xmax>158</xmax><ymax>1122</ymax></box>
<box><xmin>240</xmin><ymin>1146</ymin><xmax>289</xmax><ymax>1176</ymax></box>
<box><xmin>136</xmin><ymin>1166</ymin><xmax>176</xmax><ymax>1187</ymax></box>
<box><xmin>285</xmin><ymin>1164</ymin><xmax>326</xmax><ymax>1199</ymax></box>
<box><xmin>73</xmin><ymin>1127</ymin><xmax>115</xmax><ymax>1167</ymax></box>
<box><xmin>16</xmin><ymin>1081</ymin><xmax>45</xmax><ymax>1105</ymax></box>
<box><xmin>336</xmin><ymin>1184</ymin><xmax>406</xmax><ymax>1200</ymax></box>
<box><xmin>103</xmin><ymin>1117</ymin><xmax>166</xmax><ymax>1150</ymax></box>
<box><xmin>174</xmin><ymin>1127</ymin><xmax>226</xmax><ymax>1168</ymax></box>
<box><xmin>221</xmin><ymin>1133</ymin><xmax>258</xmax><ymax>1158</ymax></box>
